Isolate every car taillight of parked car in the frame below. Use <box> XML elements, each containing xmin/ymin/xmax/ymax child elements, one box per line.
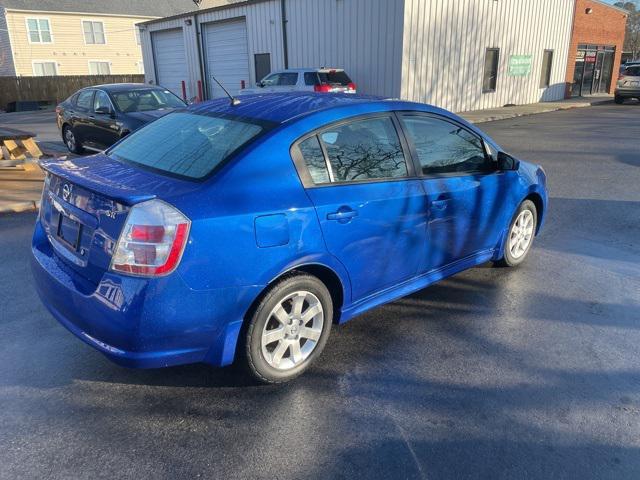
<box><xmin>314</xmin><ymin>84</ymin><xmax>333</xmax><ymax>93</ymax></box>
<box><xmin>110</xmin><ymin>199</ymin><xmax>190</xmax><ymax>277</ymax></box>
<box><xmin>347</xmin><ymin>82</ymin><xmax>357</xmax><ymax>91</ymax></box>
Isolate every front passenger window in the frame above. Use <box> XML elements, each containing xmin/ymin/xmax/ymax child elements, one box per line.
<box><xmin>402</xmin><ymin>116</ymin><xmax>491</xmax><ymax>175</ymax></box>
<box><xmin>318</xmin><ymin>117</ymin><xmax>408</xmax><ymax>182</ymax></box>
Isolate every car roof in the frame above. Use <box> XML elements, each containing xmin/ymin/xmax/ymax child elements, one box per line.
<box><xmin>86</xmin><ymin>83</ymin><xmax>166</xmax><ymax>92</ymax></box>
<box><xmin>187</xmin><ymin>92</ymin><xmax>438</xmax><ymax>124</ymax></box>
<box><xmin>267</xmin><ymin>68</ymin><xmax>346</xmax><ymax>74</ymax></box>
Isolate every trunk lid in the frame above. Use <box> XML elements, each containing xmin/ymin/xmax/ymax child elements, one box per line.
<box><xmin>39</xmin><ymin>154</ymin><xmax>197</xmax><ymax>284</ymax></box>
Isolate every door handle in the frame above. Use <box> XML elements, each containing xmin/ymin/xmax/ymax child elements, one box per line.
<box><xmin>327</xmin><ymin>207</ymin><xmax>358</xmax><ymax>223</ymax></box>
<box><xmin>431</xmin><ymin>199</ymin><xmax>449</xmax><ymax>211</ymax></box>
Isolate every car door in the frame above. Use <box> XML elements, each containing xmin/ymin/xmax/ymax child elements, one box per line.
<box><xmin>292</xmin><ymin>114</ymin><xmax>428</xmax><ymax>301</ymax></box>
<box><xmin>89</xmin><ymin>90</ymin><xmax>120</xmax><ymax>149</ymax></box>
<box><xmin>398</xmin><ymin>113</ymin><xmax>510</xmax><ymax>272</ymax></box>
<box><xmin>70</xmin><ymin>89</ymin><xmax>95</xmax><ymax>144</ymax></box>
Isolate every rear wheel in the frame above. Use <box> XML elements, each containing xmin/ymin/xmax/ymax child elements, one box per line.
<box><xmin>241</xmin><ymin>274</ymin><xmax>333</xmax><ymax>384</ymax></box>
<box><xmin>614</xmin><ymin>95</ymin><xmax>624</xmax><ymax>105</ymax></box>
<box><xmin>63</xmin><ymin>125</ymin><xmax>84</xmax><ymax>154</ymax></box>
<box><xmin>496</xmin><ymin>200</ymin><xmax>537</xmax><ymax>267</ymax></box>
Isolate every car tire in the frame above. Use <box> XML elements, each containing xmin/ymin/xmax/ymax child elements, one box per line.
<box><xmin>495</xmin><ymin>200</ymin><xmax>538</xmax><ymax>268</ymax></box>
<box><xmin>614</xmin><ymin>95</ymin><xmax>624</xmax><ymax>105</ymax></box>
<box><xmin>241</xmin><ymin>273</ymin><xmax>333</xmax><ymax>384</ymax></box>
<box><xmin>63</xmin><ymin>125</ymin><xmax>84</xmax><ymax>154</ymax></box>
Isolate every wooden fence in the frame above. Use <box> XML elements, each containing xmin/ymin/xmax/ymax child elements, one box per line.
<box><xmin>0</xmin><ymin>75</ymin><xmax>146</xmax><ymax>110</ymax></box>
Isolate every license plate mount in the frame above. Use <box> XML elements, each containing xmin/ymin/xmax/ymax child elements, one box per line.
<box><xmin>57</xmin><ymin>212</ymin><xmax>82</xmax><ymax>251</ymax></box>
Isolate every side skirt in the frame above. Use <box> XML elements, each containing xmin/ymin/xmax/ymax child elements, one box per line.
<box><xmin>338</xmin><ymin>249</ymin><xmax>496</xmax><ymax>324</ymax></box>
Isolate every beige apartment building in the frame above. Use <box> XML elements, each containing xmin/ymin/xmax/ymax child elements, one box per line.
<box><xmin>0</xmin><ymin>0</ymin><xmax>197</xmax><ymax>76</ymax></box>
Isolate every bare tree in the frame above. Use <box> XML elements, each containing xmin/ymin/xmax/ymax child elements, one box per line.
<box><xmin>615</xmin><ymin>1</ymin><xmax>640</xmax><ymax>59</ymax></box>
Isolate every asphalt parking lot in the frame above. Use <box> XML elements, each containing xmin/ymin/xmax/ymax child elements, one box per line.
<box><xmin>1</xmin><ymin>103</ymin><xmax>639</xmax><ymax>479</ymax></box>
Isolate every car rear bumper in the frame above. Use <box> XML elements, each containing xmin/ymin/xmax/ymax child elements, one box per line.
<box><xmin>31</xmin><ymin>219</ymin><xmax>261</xmax><ymax>369</ymax></box>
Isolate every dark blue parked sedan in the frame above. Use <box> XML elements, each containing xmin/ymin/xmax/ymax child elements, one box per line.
<box><xmin>32</xmin><ymin>93</ymin><xmax>547</xmax><ymax>383</ymax></box>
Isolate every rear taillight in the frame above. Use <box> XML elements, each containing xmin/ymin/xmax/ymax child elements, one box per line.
<box><xmin>314</xmin><ymin>84</ymin><xmax>332</xmax><ymax>93</ymax></box>
<box><xmin>347</xmin><ymin>82</ymin><xmax>357</xmax><ymax>91</ymax></box>
<box><xmin>110</xmin><ymin>199</ymin><xmax>190</xmax><ymax>277</ymax></box>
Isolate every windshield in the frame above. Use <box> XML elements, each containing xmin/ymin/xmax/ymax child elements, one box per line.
<box><xmin>111</xmin><ymin>89</ymin><xmax>186</xmax><ymax>113</ymax></box>
<box><xmin>109</xmin><ymin>112</ymin><xmax>264</xmax><ymax>179</ymax></box>
<box><xmin>623</xmin><ymin>66</ymin><xmax>640</xmax><ymax>77</ymax></box>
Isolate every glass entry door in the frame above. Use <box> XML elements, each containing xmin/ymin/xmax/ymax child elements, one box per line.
<box><xmin>597</xmin><ymin>51</ymin><xmax>615</xmax><ymax>94</ymax></box>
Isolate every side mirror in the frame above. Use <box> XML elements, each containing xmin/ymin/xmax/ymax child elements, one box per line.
<box><xmin>257</xmin><ymin>81</ymin><xmax>265</xmax><ymax>88</ymax></box>
<box><xmin>497</xmin><ymin>151</ymin><xmax>519</xmax><ymax>171</ymax></box>
<box><xmin>95</xmin><ymin>105</ymin><xmax>113</xmax><ymax>116</ymax></box>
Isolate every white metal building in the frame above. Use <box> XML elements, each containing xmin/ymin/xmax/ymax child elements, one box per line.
<box><xmin>139</xmin><ymin>0</ymin><xmax>575</xmax><ymax>113</ymax></box>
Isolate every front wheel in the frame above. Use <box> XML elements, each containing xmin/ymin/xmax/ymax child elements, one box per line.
<box><xmin>241</xmin><ymin>274</ymin><xmax>333</xmax><ymax>384</ymax></box>
<box><xmin>496</xmin><ymin>200</ymin><xmax>538</xmax><ymax>267</ymax></box>
<box><xmin>614</xmin><ymin>95</ymin><xmax>624</xmax><ymax>105</ymax></box>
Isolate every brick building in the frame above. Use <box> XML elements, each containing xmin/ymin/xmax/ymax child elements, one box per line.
<box><xmin>566</xmin><ymin>0</ymin><xmax>629</xmax><ymax>97</ymax></box>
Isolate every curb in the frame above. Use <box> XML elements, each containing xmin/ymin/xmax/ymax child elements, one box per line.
<box><xmin>0</xmin><ymin>199</ymin><xmax>40</xmax><ymax>214</ymax></box>
<box><xmin>466</xmin><ymin>98</ymin><xmax>613</xmax><ymax>124</ymax></box>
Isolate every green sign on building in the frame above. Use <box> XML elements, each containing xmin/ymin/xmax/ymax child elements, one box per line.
<box><xmin>508</xmin><ymin>55</ymin><xmax>533</xmax><ymax>77</ymax></box>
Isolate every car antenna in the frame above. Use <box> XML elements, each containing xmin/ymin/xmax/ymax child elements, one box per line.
<box><xmin>210</xmin><ymin>74</ymin><xmax>241</xmax><ymax>106</ymax></box>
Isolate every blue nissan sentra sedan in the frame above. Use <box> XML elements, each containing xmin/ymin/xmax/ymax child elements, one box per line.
<box><xmin>32</xmin><ymin>93</ymin><xmax>547</xmax><ymax>383</ymax></box>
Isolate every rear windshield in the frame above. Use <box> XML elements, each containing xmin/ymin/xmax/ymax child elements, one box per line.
<box><xmin>318</xmin><ymin>71</ymin><xmax>352</xmax><ymax>85</ymax></box>
<box><xmin>111</xmin><ymin>89</ymin><xmax>186</xmax><ymax>113</ymax></box>
<box><xmin>108</xmin><ymin>112</ymin><xmax>263</xmax><ymax>179</ymax></box>
<box><xmin>623</xmin><ymin>66</ymin><xmax>640</xmax><ymax>76</ymax></box>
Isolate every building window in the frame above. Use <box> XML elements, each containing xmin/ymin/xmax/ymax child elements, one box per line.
<box><xmin>83</xmin><ymin>21</ymin><xmax>106</xmax><ymax>44</ymax></box>
<box><xmin>482</xmin><ymin>48</ymin><xmax>500</xmax><ymax>93</ymax></box>
<box><xmin>88</xmin><ymin>61</ymin><xmax>110</xmax><ymax>75</ymax></box>
<box><xmin>32</xmin><ymin>61</ymin><xmax>57</xmax><ymax>76</ymax></box>
<box><xmin>26</xmin><ymin>18</ymin><xmax>52</xmax><ymax>43</ymax></box>
<box><xmin>540</xmin><ymin>50</ymin><xmax>554</xmax><ymax>88</ymax></box>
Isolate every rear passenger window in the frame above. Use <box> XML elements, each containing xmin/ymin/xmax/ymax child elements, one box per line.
<box><xmin>401</xmin><ymin>116</ymin><xmax>491</xmax><ymax>175</ymax></box>
<box><xmin>76</xmin><ymin>90</ymin><xmax>94</xmax><ymax>111</ymax></box>
<box><xmin>304</xmin><ymin>72</ymin><xmax>319</xmax><ymax>86</ymax></box>
<box><xmin>299</xmin><ymin>136</ymin><xmax>330</xmax><ymax>184</ymax></box>
<box><xmin>318</xmin><ymin>117</ymin><xmax>408</xmax><ymax>182</ymax></box>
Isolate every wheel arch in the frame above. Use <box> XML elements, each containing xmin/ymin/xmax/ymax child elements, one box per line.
<box><xmin>253</xmin><ymin>262</ymin><xmax>347</xmax><ymax>326</ymax></box>
<box><xmin>524</xmin><ymin>191</ymin><xmax>544</xmax><ymax>234</ymax></box>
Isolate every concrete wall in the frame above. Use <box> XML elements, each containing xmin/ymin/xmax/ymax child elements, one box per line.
<box><xmin>565</xmin><ymin>0</ymin><xmax>628</xmax><ymax>97</ymax></box>
<box><xmin>401</xmin><ymin>0</ymin><xmax>575</xmax><ymax>112</ymax></box>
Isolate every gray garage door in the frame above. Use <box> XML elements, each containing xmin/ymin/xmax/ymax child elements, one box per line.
<box><xmin>151</xmin><ymin>28</ymin><xmax>187</xmax><ymax>98</ymax></box>
<box><xmin>203</xmin><ymin>19</ymin><xmax>250</xmax><ymax>98</ymax></box>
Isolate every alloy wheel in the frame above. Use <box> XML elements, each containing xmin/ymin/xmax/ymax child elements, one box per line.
<box><xmin>509</xmin><ymin>209</ymin><xmax>535</xmax><ymax>259</ymax></box>
<box><xmin>65</xmin><ymin>128</ymin><xmax>76</xmax><ymax>151</ymax></box>
<box><xmin>260</xmin><ymin>290</ymin><xmax>324</xmax><ymax>370</ymax></box>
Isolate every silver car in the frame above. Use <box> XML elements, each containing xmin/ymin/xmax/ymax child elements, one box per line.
<box><xmin>615</xmin><ymin>65</ymin><xmax>640</xmax><ymax>104</ymax></box>
<box><xmin>241</xmin><ymin>68</ymin><xmax>356</xmax><ymax>95</ymax></box>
